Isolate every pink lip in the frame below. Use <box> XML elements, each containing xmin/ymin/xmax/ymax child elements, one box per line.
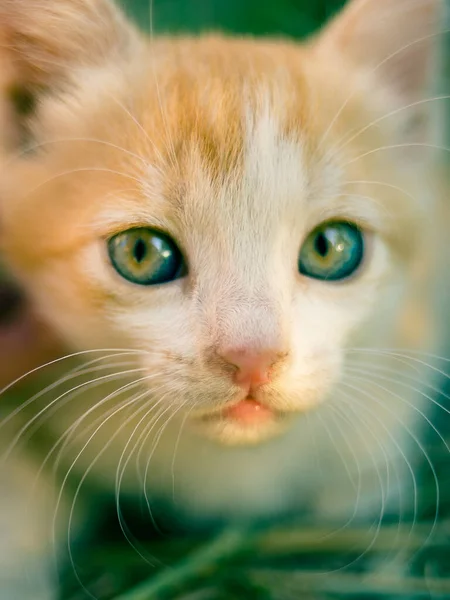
<box><xmin>197</xmin><ymin>395</ymin><xmax>278</xmax><ymax>426</ymax></box>
<box><xmin>221</xmin><ymin>397</ymin><xmax>274</xmax><ymax>424</ymax></box>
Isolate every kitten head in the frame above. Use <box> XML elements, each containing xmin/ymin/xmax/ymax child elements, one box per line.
<box><xmin>0</xmin><ymin>0</ymin><xmax>442</xmax><ymax>444</ymax></box>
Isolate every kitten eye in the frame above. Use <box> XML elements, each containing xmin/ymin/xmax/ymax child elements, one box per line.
<box><xmin>108</xmin><ymin>228</ymin><xmax>186</xmax><ymax>286</ymax></box>
<box><xmin>298</xmin><ymin>221</ymin><xmax>364</xmax><ymax>282</ymax></box>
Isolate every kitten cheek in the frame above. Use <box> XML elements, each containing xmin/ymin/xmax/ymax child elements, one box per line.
<box><xmin>279</xmin><ymin>352</ymin><xmax>343</xmax><ymax>411</ymax></box>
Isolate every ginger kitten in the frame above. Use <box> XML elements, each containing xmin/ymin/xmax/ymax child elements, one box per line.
<box><xmin>0</xmin><ymin>0</ymin><xmax>448</xmax><ymax>597</ymax></box>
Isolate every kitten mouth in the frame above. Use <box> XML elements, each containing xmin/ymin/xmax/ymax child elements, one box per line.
<box><xmin>222</xmin><ymin>397</ymin><xmax>276</xmax><ymax>424</ymax></box>
<box><xmin>193</xmin><ymin>396</ymin><xmax>289</xmax><ymax>445</ymax></box>
<box><xmin>198</xmin><ymin>397</ymin><xmax>278</xmax><ymax>426</ymax></box>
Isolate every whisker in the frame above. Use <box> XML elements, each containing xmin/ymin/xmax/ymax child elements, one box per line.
<box><xmin>3</xmin><ymin>136</ymin><xmax>153</xmax><ymax>169</ymax></box>
<box><xmin>334</xmin><ymin>391</ymin><xmax>411</xmax><ymax>571</ymax></box>
<box><xmin>316</xmin><ymin>409</ymin><xmax>359</xmax><ymax>492</ymax></box>
<box><xmin>340</xmin><ymin>378</ymin><xmax>439</xmax><ymax>562</ymax></box>
<box><xmin>31</xmin><ymin>392</ymin><xmax>142</xmax><ymax>497</ymax></box>
<box><xmin>346</xmin><ymin>351</ymin><xmax>424</xmax><ymax>377</ymax></box>
<box><xmin>345</xmin><ymin>361</ymin><xmax>450</xmax><ymax>417</ymax></box>
<box><xmin>346</xmin><ymin>348</ymin><xmax>450</xmax><ymax>380</ymax></box>
<box><xmin>343</xmin><ymin>142</ymin><xmax>450</xmax><ymax>166</ymax></box>
<box><xmin>49</xmin><ymin>370</ymin><xmax>166</xmax><ymax>578</ymax></box>
<box><xmin>333</xmin><ymin>191</ymin><xmax>395</xmax><ymax>218</ymax></box>
<box><xmin>323</xmin><ymin>390</ymin><xmax>389</xmax><ymax>570</ymax></box>
<box><xmin>0</xmin><ymin>348</ymin><xmax>146</xmax><ymax>402</ymax></box>
<box><xmin>328</xmin><ymin>95</ymin><xmax>450</xmax><ymax>161</ymax></box>
<box><xmin>331</xmin><ymin>390</ymin><xmax>401</xmax><ymax>571</ymax></box>
<box><xmin>1</xmin><ymin>366</ymin><xmax>147</xmax><ymax>462</ymax></box>
<box><xmin>49</xmin><ymin>378</ymin><xmax>170</xmax><ymax>479</ymax></box>
<box><xmin>346</xmin><ymin>369</ymin><xmax>450</xmax><ymax>453</ymax></box>
<box><xmin>147</xmin><ymin>0</ymin><xmax>179</xmax><ymax>174</ymax></box>
<box><xmin>105</xmin><ymin>93</ymin><xmax>167</xmax><ymax>167</ymax></box>
<box><xmin>115</xmin><ymin>399</ymin><xmax>184</xmax><ymax>561</ymax></box>
<box><xmin>18</xmin><ymin>167</ymin><xmax>148</xmax><ymax>202</ymax></box>
<box><xmin>306</xmin><ymin>411</ymin><xmax>325</xmax><ymax>485</ymax></box>
<box><xmin>134</xmin><ymin>382</ymin><xmax>187</xmax><ymax>483</ymax></box>
<box><xmin>315</xmin><ymin>402</ymin><xmax>364</xmax><ymax>537</ymax></box>
<box><xmin>139</xmin><ymin>398</ymin><xmax>189</xmax><ymax>532</ymax></box>
<box><xmin>171</xmin><ymin>406</ymin><xmax>193</xmax><ymax>503</ymax></box>
<box><xmin>142</xmin><ymin>401</ymin><xmax>186</xmax><ymax>507</ymax></box>
<box><xmin>9</xmin><ymin>359</ymin><xmax>138</xmax><ymax>450</ymax></box>
<box><xmin>115</xmin><ymin>404</ymin><xmax>169</xmax><ymax>563</ymax></box>
<box><xmin>62</xmin><ymin>391</ymin><xmax>154</xmax><ymax>599</ymax></box>
<box><xmin>0</xmin><ymin>352</ymin><xmax>133</xmax><ymax>429</ymax></box>
<box><xmin>347</xmin><ymin>348</ymin><xmax>450</xmax><ymax>360</ymax></box>
<box><xmin>341</xmin><ymin>179</ymin><xmax>417</xmax><ymax>203</ymax></box>
<box><xmin>315</xmin><ymin>22</ymin><xmax>449</xmax><ymax>160</ymax></box>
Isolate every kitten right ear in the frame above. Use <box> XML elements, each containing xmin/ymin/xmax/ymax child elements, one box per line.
<box><xmin>0</xmin><ymin>0</ymin><xmax>139</xmax><ymax>148</ymax></box>
<box><xmin>314</xmin><ymin>0</ymin><xmax>442</xmax><ymax>104</ymax></box>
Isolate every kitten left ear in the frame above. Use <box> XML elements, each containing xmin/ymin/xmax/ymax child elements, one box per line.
<box><xmin>0</xmin><ymin>0</ymin><xmax>138</xmax><ymax>86</ymax></box>
<box><xmin>0</xmin><ymin>0</ymin><xmax>139</xmax><ymax>149</ymax></box>
<box><xmin>313</xmin><ymin>0</ymin><xmax>443</xmax><ymax>103</ymax></box>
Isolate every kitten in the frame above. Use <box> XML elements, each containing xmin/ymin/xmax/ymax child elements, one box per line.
<box><xmin>0</xmin><ymin>0</ymin><xmax>448</xmax><ymax>597</ymax></box>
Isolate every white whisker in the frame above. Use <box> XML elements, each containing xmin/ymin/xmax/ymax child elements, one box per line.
<box><xmin>346</xmin><ymin>363</ymin><xmax>450</xmax><ymax>420</ymax></box>
<box><xmin>321</xmin><ymin>390</ymin><xmax>388</xmax><ymax>571</ymax></box>
<box><xmin>330</xmin><ymin>95</ymin><xmax>450</xmax><ymax>159</ymax></box>
<box><xmin>2</xmin><ymin>366</ymin><xmax>147</xmax><ymax>462</ymax></box>
<box><xmin>344</xmin><ymin>142</ymin><xmax>450</xmax><ymax>166</ymax></box>
<box><xmin>171</xmin><ymin>405</ymin><xmax>193</xmax><ymax>503</ymax></box>
<box><xmin>11</xmin><ymin>360</ymin><xmax>138</xmax><ymax>450</ymax></box>
<box><xmin>0</xmin><ymin>348</ymin><xmax>146</xmax><ymax>403</ymax></box>
<box><xmin>341</xmin><ymin>378</ymin><xmax>439</xmax><ymax>562</ymax></box>
<box><xmin>316</xmin><ymin>23</ymin><xmax>449</xmax><ymax>161</ymax></box>
<box><xmin>346</xmin><ymin>348</ymin><xmax>450</xmax><ymax>380</ymax></box>
<box><xmin>63</xmin><ymin>391</ymin><xmax>154</xmax><ymax>598</ymax></box>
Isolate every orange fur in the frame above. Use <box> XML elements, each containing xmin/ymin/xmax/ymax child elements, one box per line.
<box><xmin>0</xmin><ymin>0</ymin><xmax>448</xmax><ymax>597</ymax></box>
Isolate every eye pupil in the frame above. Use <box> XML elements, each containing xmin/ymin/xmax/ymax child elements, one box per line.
<box><xmin>134</xmin><ymin>239</ymin><xmax>147</xmax><ymax>263</ymax></box>
<box><xmin>314</xmin><ymin>233</ymin><xmax>329</xmax><ymax>258</ymax></box>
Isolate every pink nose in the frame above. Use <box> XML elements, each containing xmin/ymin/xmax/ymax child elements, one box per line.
<box><xmin>220</xmin><ymin>348</ymin><xmax>279</xmax><ymax>389</ymax></box>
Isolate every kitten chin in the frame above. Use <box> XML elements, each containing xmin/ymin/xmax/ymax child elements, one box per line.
<box><xmin>0</xmin><ymin>0</ymin><xmax>448</xmax><ymax>596</ymax></box>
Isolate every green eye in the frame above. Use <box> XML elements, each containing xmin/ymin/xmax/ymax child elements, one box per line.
<box><xmin>298</xmin><ymin>221</ymin><xmax>364</xmax><ymax>281</ymax></box>
<box><xmin>108</xmin><ymin>228</ymin><xmax>185</xmax><ymax>286</ymax></box>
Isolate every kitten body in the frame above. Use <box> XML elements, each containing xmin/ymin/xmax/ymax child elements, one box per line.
<box><xmin>0</xmin><ymin>0</ymin><xmax>448</xmax><ymax>597</ymax></box>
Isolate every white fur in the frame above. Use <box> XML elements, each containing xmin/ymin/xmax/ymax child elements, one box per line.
<box><xmin>0</xmin><ymin>0</ymin><xmax>447</xmax><ymax>597</ymax></box>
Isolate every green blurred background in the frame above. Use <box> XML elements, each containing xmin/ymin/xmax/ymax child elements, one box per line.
<box><xmin>119</xmin><ymin>0</ymin><xmax>347</xmax><ymax>38</ymax></box>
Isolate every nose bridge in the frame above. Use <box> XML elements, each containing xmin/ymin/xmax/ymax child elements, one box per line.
<box><xmin>214</xmin><ymin>289</ymin><xmax>286</xmax><ymax>352</ymax></box>
<box><xmin>196</xmin><ymin>221</ymin><xmax>288</xmax><ymax>352</ymax></box>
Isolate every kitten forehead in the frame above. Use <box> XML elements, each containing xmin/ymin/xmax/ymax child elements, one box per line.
<box><xmin>186</xmin><ymin>96</ymin><xmax>310</xmax><ymax>221</ymax></box>
<box><xmin>94</xmin><ymin>93</ymin><xmax>338</xmax><ymax>246</ymax></box>
<box><xmin>243</xmin><ymin>98</ymin><xmax>308</xmax><ymax>209</ymax></box>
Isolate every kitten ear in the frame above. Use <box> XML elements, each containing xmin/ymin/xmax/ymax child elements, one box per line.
<box><xmin>0</xmin><ymin>0</ymin><xmax>137</xmax><ymax>85</ymax></box>
<box><xmin>315</xmin><ymin>0</ymin><xmax>442</xmax><ymax>102</ymax></box>
<box><xmin>0</xmin><ymin>0</ymin><xmax>138</xmax><ymax>148</ymax></box>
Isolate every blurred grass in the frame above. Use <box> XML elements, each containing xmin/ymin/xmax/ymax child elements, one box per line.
<box><xmin>61</xmin><ymin>508</ymin><xmax>450</xmax><ymax>599</ymax></box>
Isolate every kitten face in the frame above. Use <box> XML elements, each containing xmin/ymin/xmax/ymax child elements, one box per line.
<box><xmin>0</xmin><ymin>0</ymin><xmax>440</xmax><ymax>445</ymax></box>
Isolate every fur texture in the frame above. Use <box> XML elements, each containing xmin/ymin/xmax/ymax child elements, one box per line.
<box><xmin>0</xmin><ymin>0</ymin><xmax>448</xmax><ymax>597</ymax></box>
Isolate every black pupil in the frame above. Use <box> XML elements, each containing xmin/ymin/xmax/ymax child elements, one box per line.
<box><xmin>314</xmin><ymin>233</ymin><xmax>329</xmax><ymax>257</ymax></box>
<box><xmin>133</xmin><ymin>239</ymin><xmax>147</xmax><ymax>263</ymax></box>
